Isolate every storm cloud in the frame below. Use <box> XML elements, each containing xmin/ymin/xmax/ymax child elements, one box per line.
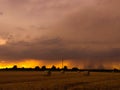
<box><xmin>0</xmin><ymin>38</ymin><xmax>120</xmax><ymax>62</ymax></box>
<box><xmin>0</xmin><ymin>0</ymin><xmax>120</xmax><ymax>68</ymax></box>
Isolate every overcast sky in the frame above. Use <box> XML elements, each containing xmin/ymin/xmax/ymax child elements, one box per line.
<box><xmin>0</xmin><ymin>0</ymin><xmax>120</xmax><ymax>69</ymax></box>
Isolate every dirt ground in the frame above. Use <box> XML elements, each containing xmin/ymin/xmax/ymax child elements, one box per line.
<box><xmin>0</xmin><ymin>71</ymin><xmax>120</xmax><ymax>90</ymax></box>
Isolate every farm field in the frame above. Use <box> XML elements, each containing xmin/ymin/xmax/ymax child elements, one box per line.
<box><xmin>0</xmin><ymin>71</ymin><xmax>120</xmax><ymax>90</ymax></box>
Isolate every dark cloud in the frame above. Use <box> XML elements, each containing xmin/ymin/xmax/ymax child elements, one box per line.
<box><xmin>0</xmin><ymin>38</ymin><xmax>120</xmax><ymax>62</ymax></box>
<box><xmin>51</xmin><ymin>1</ymin><xmax>120</xmax><ymax>43</ymax></box>
<box><xmin>0</xmin><ymin>12</ymin><xmax>3</xmax><ymax>15</ymax></box>
<box><xmin>0</xmin><ymin>0</ymin><xmax>120</xmax><ymax>68</ymax></box>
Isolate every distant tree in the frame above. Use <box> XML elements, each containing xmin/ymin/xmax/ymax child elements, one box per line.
<box><xmin>72</xmin><ymin>67</ymin><xmax>79</xmax><ymax>71</ymax></box>
<box><xmin>63</xmin><ymin>66</ymin><xmax>68</xmax><ymax>71</ymax></box>
<box><xmin>21</xmin><ymin>67</ymin><xmax>25</xmax><ymax>69</ymax></box>
<box><xmin>41</xmin><ymin>66</ymin><xmax>46</xmax><ymax>71</ymax></box>
<box><xmin>21</xmin><ymin>67</ymin><xmax>25</xmax><ymax>70</ymax></box>
<box><xmin>57</xmin><ymin>67</ymin><xmax>60</xmax><ymax>71</ymax></box>
<box><xmin>12</xmin><ymin>65</ymin><xmax>18</xmax><ymax>70</ymax></box>
<box><xmin>114</xmin><ymin>68</ymin><xmax>119</xmax><ymax>72</ymax></box>
<box><xmin>5</xmin><ymin>67</ymin><xmax>8</xmax><ymax>70</ymax></box>
<box><xmin>51</xmin><ymin>65</ymin><xmax>56</xmax><ymax>71</ymax></box>
<box><xmin>35</xmin><ymin>66</ymin><xmax>40</xmax><ymax>70</ymax></box>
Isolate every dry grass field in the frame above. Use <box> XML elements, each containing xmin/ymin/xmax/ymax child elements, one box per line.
<box><xmin>0</xmin><ymin>71</ymin><xmax>120</xmax><ymax>90</ymax></box>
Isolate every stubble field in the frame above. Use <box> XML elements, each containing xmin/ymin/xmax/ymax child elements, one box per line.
<box><xmin>0</xmin><ymin>71</ymin><xmax>120</xmax><ymax>90</ymax></box>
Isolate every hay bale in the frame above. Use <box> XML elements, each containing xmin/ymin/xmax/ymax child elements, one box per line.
<box><xmin>77</xmin><ymin>71</ymin><xmax>81</xmax><ymax>73</ymax></box>
<box><xmin>61</xmin><ymin>70</ymin><xmax>65</xmax><ymax>74</ymax></box>
<box><xmin>44</xmin><ymin>70</ymin><xmax>52</xmax><ymax>76</ymax></box>
<box><xmin>83</xmin><ymin>71</ymin><xmax>90</xmax><ymax>76</ymax></box>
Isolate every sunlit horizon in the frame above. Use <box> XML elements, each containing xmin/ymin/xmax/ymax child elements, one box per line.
<box><xmin>0</xmin><ymin>59</ymin><xmax>119</xmax><ymax>69</ymax></box>
<box><xmin>0</xmin><ymin>59</ymin><xmax>71</xmax><ymax>69</ymax></box>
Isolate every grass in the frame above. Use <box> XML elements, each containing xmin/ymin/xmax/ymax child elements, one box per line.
<box><xmin>0</xmin><ymin>71</ymin><xmax>120</xmax><ymax>90</ymax></box>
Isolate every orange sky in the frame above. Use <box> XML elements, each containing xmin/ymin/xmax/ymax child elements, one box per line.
<box><xmin>0</xmin><ymin>59</ymin><xmax>119</xmax><ymax>69</ymax></box>
<box><xmin>0</xmin><ymin>0</ymin><xmax>120</xmax><ymax>69</ymax></box>
<box><xmin>0</xmin><ymin>59</ymin><xmax>71</xmax><ymax>69</ymax></box>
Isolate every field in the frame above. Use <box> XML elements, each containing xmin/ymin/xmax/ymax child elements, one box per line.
<box><xmin>0</xmin><ymin>71</ymin><xmax>120</xmax><ymax>90</ymax></box>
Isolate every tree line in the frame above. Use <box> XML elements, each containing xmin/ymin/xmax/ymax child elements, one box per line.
<box><xmin>0</xmin><ymin>65</ymin><xmax>119</xmax><ymax>72</ymax></box>
<box><xmin>0</xmin><ymin>65</ymin><xmax>79</xmax><ymax>71</ymax></box>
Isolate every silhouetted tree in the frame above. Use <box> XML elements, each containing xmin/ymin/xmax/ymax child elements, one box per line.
<box><xmin>35</xmin><ymin>66</ymin><xmax>40</xmax><ymax>70</ymax></box>
<box><xmin>57</xmin><ymin>67</ymin><xmax>60</xmax><ymax>71</ymax></box>
<box><xmin>21</xmin><ymin>67</ymin><xmax>25</xmax><ymax>69</ymax></box>
<box><xmin>72</xmin><ymin>67</ymin><xmax>79</xmax><ymax>71</ymax></box>
<box><xmin>41</xmin><ymin>66</ymin><xmax>46</xmax><ymax>71</ymax></box>
<box><xmin>5</xmin><ymin>68</ymin><xmax>8</xmax><ymax>70</ymax></box>
<box><xmin>51</xmin><ymin>65</ymin><xmax>56</xmax><ymax>71</ymax></box>
<box><xmin>114</xmin><ymin>68</ymin><xmax>119</xmax><ymax>72</ymax></box>
<box><xmin>63</xmin><ymin>66</ymin><xmax>68</xmax><ymax>71</ymax></box>
<box><xmin>22</xmin><ymin>67</ymin><xmax>25</xmax><ymax>69</ymax></box>
<box><xmin>12</xmin><ymin>65</ymin><xmax>18</xmax><ymax>70</ymax></box>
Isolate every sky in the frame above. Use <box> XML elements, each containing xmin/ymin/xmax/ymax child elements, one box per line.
<box><xmin>0</xmin><ymin>0</ymin><xmax>120</xmax><ymax>69</ymax></box>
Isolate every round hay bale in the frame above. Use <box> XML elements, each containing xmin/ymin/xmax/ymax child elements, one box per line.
<box><xmin>44</xmin><ymin>70</ymin><xmax>52</xmax><ymax>76</ymax></box>
<box><xmin>60</xmin><ymin>70</ymin><xmax>65</xmax><ymax>74</ymax></box>
<box><xmin>83</xmin><ymin>71</ymin><xmax>90</xmax><ymax>76</ymax></box>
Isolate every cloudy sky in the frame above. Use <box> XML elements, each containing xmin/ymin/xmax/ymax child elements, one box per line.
<box><xmin>0</xmin><ymin>0</ymin><xmax>120</xmax><ymax>69</ymax></box>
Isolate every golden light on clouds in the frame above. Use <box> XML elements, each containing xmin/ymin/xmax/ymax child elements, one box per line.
<box><xmin>0</xmin><ymin>60</ymin><xmax>43</xmax><ymax>68</ymax></box>
<box><xmin>0</xmin><ymin>59</ymin><xmax>71</xmax><ymax>69</ymax></box>
<box><xmin>0</xmin><ymin>59</ymin><xmax>119</xmax><ymax>69</ymax></box>
<box><xmin>0</xmin><ymin>38</ymin><xmax>7</xmax><ymax>45</ymax></box>
<box><xmin>45</xmin><ymin>60</ymin><xmax>71</xmax><ymax>68</ymax></box>
<box><xmin>17</xmin><ymin>60</ymin><xmax>43</xmax><ymax>68</ymax></box>
<box><xmin>111</xmin><ymin>63</ymin><xmax>120</xmax><ymax>69</ymax></box>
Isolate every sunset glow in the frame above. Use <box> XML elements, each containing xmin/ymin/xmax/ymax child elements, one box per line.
<box><xmin>0</xmin><ymin>0</ymin><xmax>120</xmax><ymax>69</ymax></box>
<box><xmin>0</xmin><ymin>60</ymin><xmax>42</xmax><ymax>68</ymax></box>
<box><xmin>0</xmin><ymin>59</ymin><xmax>119</xmax><ymax>69</ymax></box>
<box><xmin>0</xmin><ymin>38</ymin><xmax>7</xmax><ymax>45</ymax></box>
<box><xmin>0</xmin><ymin>59</ymin><xmax>71</xmax><ymax>69</ymax></box>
